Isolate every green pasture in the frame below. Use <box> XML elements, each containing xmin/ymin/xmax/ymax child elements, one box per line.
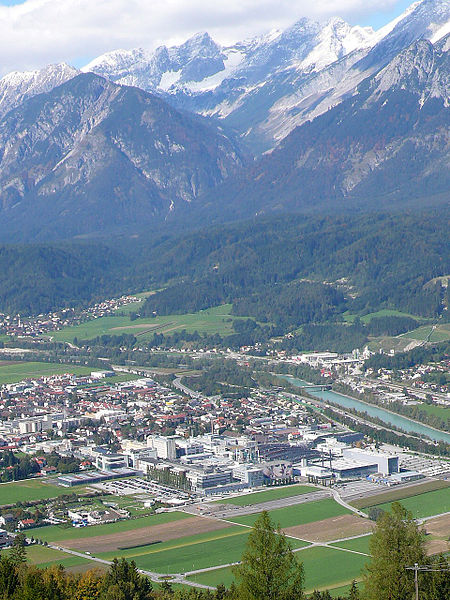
<box><xmin>27</xmin><ymin>511</ymin><xmax>190</xmax><ymax>543</ymax></box>
<box><xmin>229</xmin><ymin>499</ymin><xmax>350</xmax><ymax>528</ymax></box>
<box><xmin>51</xmin><ymin>304</ymin><xmax>241</xmax><ymax>343</ymax></box>
<box><xmin>351</xmin><ymin>480</ymin><xmax>448</xmax><ymax>509</ymax></box>
<box><xmin>0</xmin><ymin>479</ymin><xmax>85</xmax><ymax>506</ymax></box>
<box><xmin>188</xmin><ymin>545</ymin><xmax>368</xmax><ymax>592</ymax></box>
<box><xmin>0</xmin><ymin>361</ymin><xmax>94</xmax><ymax>385</ymax></box>
<box><xmin>26</xmin><ymin>545</ymin><xmax>96</xmax><ymax>571</ymax></box>
<box><xmin>368</xmin><ymin>487</ymin><xmax>450</xmax><ymax>519</ymax></box>
<box><xmin>416</xmin><ymin>402</ymin><xmax>449</xmax><ymax>423</ymax></box>
<box><xmin>400</xmin><ymin>323</ymin><xmax>450</xmax><ymax>342</ymax></box>
<box><xmin>217</xmin><ymin>485</ymin><xmax>318</xmax><ymax>506</ymax></box>
<box><xmin>330</xmin><ymin>535</ymin><xmax>372</xmax><ymax>555</ymax></box>
<box><xmin>100</xmin><ymin>526</ymin><xmax>308</xmax><ymax>574</ymax></box>
<box><xmin>343</xmin><ymin>310</ymin><xmax>423</xmax><ymax>324</ymax></box>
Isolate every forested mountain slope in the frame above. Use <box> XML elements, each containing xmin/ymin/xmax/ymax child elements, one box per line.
<box><xmin>1</xmin><ymin>209</ymin><xmax>448</xmax><ymax>323</ymax></box>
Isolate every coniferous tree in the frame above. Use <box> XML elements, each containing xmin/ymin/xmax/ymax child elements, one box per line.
<box><xmin>363</xmin><ymin>502</ymin><xmax>427</xmax><ymax>600</ymax></box>
<box><xmin>9</xmin><ymin>532</ymin><xmax>27</xmax><ymax>565</ymax></box>
<box><xmin>233</xmin><ymin>510</ymin><xmax>304</xmax><ymax>600</ymax></box>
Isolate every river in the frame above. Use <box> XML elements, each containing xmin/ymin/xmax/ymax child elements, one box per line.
<box><xmin>281</xmin><ymin>376</ymin><xmax>450</xmax><ymax>444</ymax></box>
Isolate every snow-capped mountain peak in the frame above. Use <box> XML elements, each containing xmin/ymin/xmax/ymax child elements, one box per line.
<box><xmin>299</xmin><ymin>17</ymin><xmax>376</xmax><ymax>71</ymax></box>
<box><xmin>0</xmin><ymin>63</ymin><xmax>78</xmax><ymax>118</ymax></box>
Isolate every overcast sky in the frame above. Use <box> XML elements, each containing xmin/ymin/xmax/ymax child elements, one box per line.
<box><xmin>0</xmin><ymin>0</ymin><xmax>416</xmax><ymax>76</ymax></box>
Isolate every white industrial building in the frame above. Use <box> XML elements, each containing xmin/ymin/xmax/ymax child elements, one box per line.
<box><xmin>147</xmin><ymin>435</ymin><xmax>177</xmax><ymax>460</ymax></box>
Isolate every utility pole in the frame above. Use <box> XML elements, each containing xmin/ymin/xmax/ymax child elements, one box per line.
<box><xmin>413</xmin><ymin>563</ymin><xmax>419</xmax><ymax>600</ymax></box>
<box><xmin>406</xmin><ymin>561</ymin><xmax>450</xmax><ymax>600</ymax></box>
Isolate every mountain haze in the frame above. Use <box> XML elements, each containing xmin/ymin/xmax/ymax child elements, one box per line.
<box><xmin>0</xmin><ymin>73</ymin><xmax>245</xmax><ymax>240</ymax></box>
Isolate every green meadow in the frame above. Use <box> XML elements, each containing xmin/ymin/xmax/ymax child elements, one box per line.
<box><xmin>0</xmin><ymin>361</ymin><xmax>93</xmax><ymax>385</ymax></box>
<box><xmin>228</xmin><ymin>499</ymin><xmax>350</xmax><ymax>528</ymax></box>
<box><xmin>217</xmin><ymin>485</ymin><xmax>318</xmax><ymax>506</ymax></box>
<box><xmin>188</xmin><ymin>546</ymin><xmax>369</xmax><ymax>592</ymax></box>
<box><xmin>51</xmin><ymin>304</ymin><xmax>242</xmax><ymax>343</ymax></box>
<box><xmin>99</xmin><ymin>527</ymin><xmax>308</xmax><ymax>574</ymax></box>
<box><xmin>0</xmin><ymin>479</ymin><xmax>84</xmax><ymax>506</ymax></box>
<box><xmin>368</xmin><ymin>487</ymin><xmax>450</xmax><ymax>519</ymax></box>
<box><xmin>27</xmin><ymin>512</ymin><xmax>190</xmax><ymax>543</ymax></box>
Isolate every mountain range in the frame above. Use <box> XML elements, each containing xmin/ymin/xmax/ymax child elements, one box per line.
<box><xmin>0</xmin><ymin>0</ymin><xmax>448</xmax><ymax>241</ymax></box>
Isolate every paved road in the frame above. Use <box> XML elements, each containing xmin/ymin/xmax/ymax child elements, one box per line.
<box><xmin>189</xmin><ymin>490</ymin><xmax>332</xmax><ymax>519</ymax></box>
<box><xmin>48</xmin><ymin>544</ymin><xmax>215</xmax><ymax>590</ymax></box>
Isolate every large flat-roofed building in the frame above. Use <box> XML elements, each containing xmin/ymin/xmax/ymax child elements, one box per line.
<box><xmin>186</xmin><ymin>469</ymin><xmax>233</xmax><ymax>492</ymax></box>
<box><xmin>342</xmin><ymin>448</ymin><xmax>399</xmax><ymax>475</ymax></box>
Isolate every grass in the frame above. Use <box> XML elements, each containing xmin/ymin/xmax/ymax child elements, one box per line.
<box><xmin>329</xmin><ymin>535</ymin><xmax>372</xmax><ymax>555</ymax></box>
<box><xmin>26</xmin><ymin>511</ymin><xmax>191</xmax><ymax>543</ymax></box>
<box><xmin>400</xmin><ymin>323</ymin><xmax>450</xmax><ymax>342</ymax></box>
<box><xmin>343</xmin><ymin>310</ymin><xmax>424</xmax><ymax>324</ymax></box>
<box><xmin>416</xmin><ymin>402</ymin><xmax>449</xmax><ymax>422</ymax></box>
<box><xmin>24</xmin><ymin>545</ymin><xmax>99</xmax><ymax>572</ymax></box>
<box><xmin>51</xmin><ymin>304</ymin><xmax>242</xmax><ymax>343</ymax></box>
<box><xmin>366</xmin><ymin>488</ymin><xmax>450</xmax><ymax>519</ymax></box>
<box><xmin>0</xmin><ymin>479</ymin><xmax>87</xmax><ymax>506</ymax></box>
<box><xmin>228</xmin><ymin>499</ymin><xmax>350</xmax><ymax>529</ymax></box>
<box><xmin>216</xmin><ymin>485</ymin><xmax>318</xmax><ymax>506</ymax></box>
<box><xmin>100</xmin><ymin>526</ymin><xmax>308</xmax><ymax>574</ymax></box>
<box><xmin>350</xmin><ymin>480</ymin><xmax>449</xmax><ymax>509</ymax></box>
<box><xmin>0</xmin><ymin>361</ymin><xmax>95</xmax><ymax>385</ymax></box>
<box><xmin>188</xmin><ymin>546</ymin><xmax>369</xmax><ymax>592</ymax></box>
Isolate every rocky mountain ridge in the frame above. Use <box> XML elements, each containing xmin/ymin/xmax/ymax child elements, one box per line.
<box><xmin>1</xmin><ymin>0</ymin><xmax>448</xmax><ymax>151</ymax></box>
<box><xmin>0</xmin><ymin>73</ymin><xmax>245</xmax><ymax>240</ymax></box>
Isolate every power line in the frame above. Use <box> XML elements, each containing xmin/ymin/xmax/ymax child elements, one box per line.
<box><xmin>406</xmin><ymin>562</ymin><xmax>450</xmax><ymax>600</ymax></box>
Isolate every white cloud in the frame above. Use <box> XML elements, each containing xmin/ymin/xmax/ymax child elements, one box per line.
<box><xmin>0</xmin><ymin>0</ymin><xmax>405</xmax><ymax>76</ymax></box>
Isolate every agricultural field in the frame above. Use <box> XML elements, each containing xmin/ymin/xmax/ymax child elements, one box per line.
<box><xmin>423</xmin><ymin>514</ymin><xmax>450</xmax><ymax>555</ymax></box>
<box><xmin>366</xmin><ymin>487</ymin><xmax>450</xmax><ymax>519</ymax></box>
<box><xmin>57</xmin><ymin>517</ymin><xmax>233</xmax><ymax>554</ymax></box>
<box><xmin>27</xmin><ymin>511</ymin><xmax>190</xmax><ymax>543</ymax></box>
<box><xmin>216</xmin><ymin>484</ymin><xmax>318</xmax><ymax>506</ymax></box>
<box><xmin>399</xmin><ymin>323</ymin><xmax>450</xmax><ymax>343</ymax></box>
<box><xmin>0</xmin><ymin>479</ymin><xmax>85</xmax><ymax>506</ymax></box>
<box><xmin>228</xmin><ymin>498</ymin><xmax>350</xmax><ymax>528</ymax></box>
<box><xmin>350</xmin><ymin>480</ymin><xmax>449</xmax><ymax>510</ymax></box>
<box><xmin>98</xmin><ymin>526</ymin><xmax>308</xmax><ymax>574</ymax></box>
<box><xmin>0</xmin><ymin>361</ymin><xmax>94</xmax><ymax>385</ymax></box>
<box><xmin>51</xmin><ymin>304</ymin><xmax>242</xmax><ymax>343</ymax></box>
<box><xmin>283</xmin><ymin>514</ymin><xmax>373</xmax><ymax>543</ymax></box>
<box><xmin>343</xmin><ymin>310</ymin><xmax>424</xmax><ymax>324</ymax></box>
<box><xmin>330</xmin><ymin>534</ymin><xmax>372</xmax><ymax>555</ymax></box>
<box><xmin>26</xmin><ymin>545</ymin><xmax>99</xmax><ymax>572</ymax></box>
<box><xmin>188</xmin><ymin>546</ymin><xmax>369</xmax><ymax>593</ymax></box>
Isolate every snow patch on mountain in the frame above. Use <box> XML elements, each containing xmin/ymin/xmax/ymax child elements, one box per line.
<box><xmin>430</xmin><ymin>21</ymin><xmax>450</xmax><ymax>42</ymax></box>
<box><xmin>0</xmin><ymin>63</ymin><xmax>78</xmax><ymax>118</ymax></box>
<box><xmin>299</xmin><ymin>18</ymin><xmax>375</xmax><ymax>71</ymax></box>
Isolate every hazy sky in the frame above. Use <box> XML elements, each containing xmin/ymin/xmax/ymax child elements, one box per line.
<box><xmin>0</xmin><ymin>0</ymin><xmax>417</xmax><ymax>76</ymax></box>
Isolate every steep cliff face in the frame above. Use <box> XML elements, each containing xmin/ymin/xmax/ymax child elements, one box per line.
<box><xmin>0</xmin><ymin>73</ymin><xmax>245</xmax><ymax>240</ymax></box>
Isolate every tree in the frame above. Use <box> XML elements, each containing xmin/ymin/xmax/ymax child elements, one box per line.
<box><xmin>74</xmin><ymin>569</ymin><xmax>102</xmax><ymax>600</ymax></box>
<box><xmin>233</xmin><ymin>510</ymin><xmax>304</xmax><ymax>600</ymax></box>
<box><xmin>363</xmin><ymin>502</ymin><xmax>427</xmax><ymax>600</ymax></box>
<box><xmin>9</xmin><ymin>532</ymin><xmax>27</xmax><ymax>565</ymax></box>
<box><xmin>0</xmin><ymin>555</ymin><xmax>19</xmax><ymax>599</ymax></box>
<box><xmin>100</xmin><ymin>558</ymin><xmax>153</xmax><ymax>600</ymax></box>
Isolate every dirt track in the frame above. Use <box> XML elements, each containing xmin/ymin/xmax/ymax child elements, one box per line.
<box><xmin>59</xmin><ymin>517</ymin><xmax>231</xmax><ymax>553</ymax></box>
<box><xmin>284</xmin><ymin>514</ymin><xmax>373</xmax><ymax>542</ymax></box>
